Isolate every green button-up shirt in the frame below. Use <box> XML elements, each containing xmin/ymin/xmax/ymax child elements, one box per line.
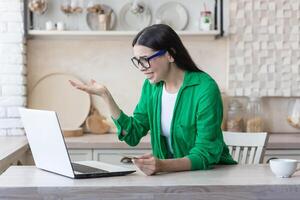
<box><xmin>113</xmin><ymin>71</ymin><xmax>237</xmax><ymax>170</ymax></box>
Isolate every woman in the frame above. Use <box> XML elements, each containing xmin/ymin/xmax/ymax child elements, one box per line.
<box><xmin>70</xmin><ymin>24</ymin><xmax>237</xmax><ymax>176</ymax></box>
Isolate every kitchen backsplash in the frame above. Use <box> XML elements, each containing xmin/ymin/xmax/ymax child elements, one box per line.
<box><xmin>228</xmin><ymin>0</ymin><xmax>300</xmax><ymax>96</ymax></box>
<box><xmin>26</xmin><ymin>38</ymin><xmax>299</xmax><ymax>133</ymax></box>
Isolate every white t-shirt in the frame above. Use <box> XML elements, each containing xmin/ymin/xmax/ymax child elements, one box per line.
<box><xmin>161</xmin><ymin>84</ymin><xmax>178</xmax><ymax>154</ymax></box>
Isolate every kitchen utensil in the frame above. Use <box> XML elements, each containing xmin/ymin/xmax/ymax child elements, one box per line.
<box><xmin>119</xmin><ymin>2</ymin><xmax>152</xmax><ymax>30</ymax></box>
<box><xmin>85</xmin><ymin>106</ymin><xmax>110</xmax><ymax>134</ymax></box>
<box><xmin>155</xmin><ymin>2</ymin><xmax>189</xmax><ymax>30</ymax></box>
<box><xmin>28</xmin><ymin>73</ymin><xmax>91</xmax><ymax>130</ymax></box>
<box><xmin>62</xmin><ymin>127</ymin><xmax>83</xmax><ymax>137</ymax></box>
<box><xmin>86</xmin><ymin>4</ymin><xmax>116</xmax><ymax>30</ymax></box>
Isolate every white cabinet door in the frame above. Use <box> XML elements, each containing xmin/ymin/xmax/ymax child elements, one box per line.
<box><xmin>93</xmin><ymin>149</ymin><xmax>150</xmax><ymax>165</ymax></box>
<box><xmin>68</xmin><ymin>149</ymin><xmax>93</xmax><ymax>161</ymax></box>
<box><xmin>264</xmin><ymin>150</ymin><xmax>300</xmax><ymax>163</ymax></box>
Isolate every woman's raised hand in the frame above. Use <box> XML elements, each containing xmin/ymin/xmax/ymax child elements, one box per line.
<box><xmin>69</xmin><ymin>79</ymin><xmax>108</xmax><ymax>97</ymax></box>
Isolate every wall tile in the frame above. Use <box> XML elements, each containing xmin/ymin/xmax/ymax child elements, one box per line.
<box><xmin>0</xmin><ymin>0</ymin><xmax>25</xmax><ymax>135</ymax></box>
<box><xmin>229</xmin><ymin>0</ymin><xmax>300</xmax><ymax>96</ymax></box>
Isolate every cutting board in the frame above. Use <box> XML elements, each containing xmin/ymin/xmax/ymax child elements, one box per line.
<box><xmin>28</xmin><ymin>73</ymin><xmax>91</xmax><ymax>129</ymax></box>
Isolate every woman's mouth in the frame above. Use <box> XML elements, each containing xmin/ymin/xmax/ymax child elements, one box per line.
<box><xmin>144</xmin><ymin>72</ymin><xmax>154</xmax><ymax>79</ymax></box>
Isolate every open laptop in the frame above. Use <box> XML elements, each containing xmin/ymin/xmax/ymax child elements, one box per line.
<box><xmin>19</xmin><ymin>108</ymin><xmax>135</xmax><ymax>179</ymax></box>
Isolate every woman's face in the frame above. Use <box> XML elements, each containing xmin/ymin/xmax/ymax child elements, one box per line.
<box><xmin>133</xmin><ymin>45</ymin><xmax>173</xmax><ymax>84</ymax></box>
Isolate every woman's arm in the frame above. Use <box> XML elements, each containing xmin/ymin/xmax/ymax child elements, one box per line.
<box><xmin>70</xmin><ymin>79</ymin><xmax>150</xmax><ymax>143</ymax></box>
<box><xmin>69</xmin><ymin>79</ymin><xmax>121</xmax><ymax>119</ymax></box>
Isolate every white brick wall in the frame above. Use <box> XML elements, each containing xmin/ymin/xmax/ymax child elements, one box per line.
<box><xmin>0</xmin><ymin>0</ymin><xmax>26</xmax><ymax>136</ymax></box>
<box><xmin>229</xmin><ymin>0</ymin><xmax>300</xmax><ymax>97</ymax></box>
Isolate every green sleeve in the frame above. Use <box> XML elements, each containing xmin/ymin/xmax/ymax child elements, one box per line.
<box><xmin>112</xmin><ymin>80</ymin><xmax>150</xmax><ymax>146</ymax></box>
<box><xmin>186</xmin><ymin>82</ymin><xmax>224</xmax><ymax>170</ymax></box>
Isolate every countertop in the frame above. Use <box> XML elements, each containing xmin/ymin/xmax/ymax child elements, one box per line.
<box><xmin>1</xmin><ymin>164</ymin><xmax>300</xmax><ymax>200</ymax></box>
<box><xmin>65</xmin><ymin>133</ymin><xmax>151</xmax><ymax>149</ymax></box>
<box><xmin>1</xmin><ymin>132</ymin><xmax>299</xmax><ymax>173</ymax></box>
<box><xmin>0</xmin><ymin>136</ymin><xmax>28</xmax><ymax>173</ymax></box>
<box><xmin>64</xmin><ymin>132</ymin><xmax>300</xmax><ymax>150</ymax></box>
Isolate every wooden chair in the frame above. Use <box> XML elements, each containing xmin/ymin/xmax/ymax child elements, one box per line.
<box><xmin>222</xmin><ymin>131</ymin><xmax>268</xmax><ymax>164</ymax></box>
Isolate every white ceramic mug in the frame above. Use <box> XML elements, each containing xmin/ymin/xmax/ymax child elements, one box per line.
<box><xmin>56</xmin><ymin>22</ymin><xmax>65</xmax><ymax>31</ymax></box>
<box><xmin>269</xmin><ymin>159</ymin><xmax>300</xmax><ymax>178</ymax></box>
<box><xmin>45</xmin><ymin>21</ymin><xmax>54</xmax><ymax>31</ymax></box>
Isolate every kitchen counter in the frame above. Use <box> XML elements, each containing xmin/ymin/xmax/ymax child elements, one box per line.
<box><xmin>65</xmin><ymin>132</ymin><xmax>300</xmax><ymax>150</ymax></box>
<box><xmin>1</xmin><ymin>164</ymin><xmax>300</xmax><ymax>199</ymax></box>
<box><xmin>1</xmin><ymin>132</ymin><xmax>299</xmax><ymax>173</ymax></box>
<box><xmin>266</xmin><ymin>132</ymin><xmax>300</xmax><ymax>149</ymax></box>
<box><xmin>1</xmin><ymin>132</ymin><xmax>298</xmax><ymax>152</ymax></box>
<box><xmin>64</xmin><ymin>133</ymin><xmax>151</xmax><ymax>149</ymax></box>
<box><xmin>0</xmin><ymin>136</ymin><xmax>28</xmax><ymax>174</ymax></box>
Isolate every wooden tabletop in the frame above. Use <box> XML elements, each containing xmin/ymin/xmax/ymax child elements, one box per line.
<box><xmin>0</xmin><ymin>164</ymin><xmax>300</xmax><ymax>200</ymax></box>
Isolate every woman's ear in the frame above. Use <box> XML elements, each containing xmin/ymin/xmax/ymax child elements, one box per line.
<box><xmin>166</xmin><ymin>51</ymin><xmax>175</xmax><ymax>63</ymax></box>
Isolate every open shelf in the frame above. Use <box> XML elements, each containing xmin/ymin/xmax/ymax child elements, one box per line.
<box><xmin>24</xmin><ymin>0</ymin><xmax>225</xmax><ymax>39</ymax></box>
<box><xmin>27</xmin><ymin>30</ymin><xmax>221</xmax><ymax>38</ymax></box>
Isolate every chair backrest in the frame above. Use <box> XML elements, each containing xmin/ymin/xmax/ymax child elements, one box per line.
<box><xmin>223</xmin><ymin>131</ymin><xmax>268</xmax><ymax>164</ymax></box>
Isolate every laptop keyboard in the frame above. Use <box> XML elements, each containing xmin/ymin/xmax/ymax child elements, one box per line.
<box><xmin>72</xmin><ymin>163</ymin><xmax>108</xmax><ymax>174</ymax></box>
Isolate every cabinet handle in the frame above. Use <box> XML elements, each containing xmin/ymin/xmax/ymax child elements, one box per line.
<box><xmin>120</xmin><ymin>156</ymin><xmax>133</xmax><ymax>164</ymax></box>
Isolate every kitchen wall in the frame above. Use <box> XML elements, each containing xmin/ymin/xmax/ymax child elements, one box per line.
<box><xmin>1</xmin><ymin>0</ymin><xmax>299</xmax><ymax>136</ymax></box>
<box><xmin>26</xmin><ymin>36</ymin><xmax>228</xmax><ymax>121</ymax></box>
<box><xmin>228</xmin><ymin>0</ymin><xmax>300</xmax><ymax>96</ymax></box>
<box><xmin>26</xmin><ymin>37</ymin><xmax>300</xmax><ymax>133</ymax></box>
<box><xmin>0</xmin><ymin>0</ymin><xmax>26</xmax><ymax>136</ymax></box>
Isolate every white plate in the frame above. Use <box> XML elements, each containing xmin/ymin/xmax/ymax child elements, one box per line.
<box><xmin>155</xmin><ymin>2</ymin><xmax>189</xmax><ymax>30</ymax></box>
<box><xmin>28</xmin><ymin>73</ymin><xmax>91</xmax><ymax>129</ymax></box>
<box><xmin>119</xmin><ymin>2</ymin><xmax>152</xmax><ymax>31</ymax></box>
<box><xmin>86</xmin><ymin>4</ymin><xmax>116</xmax><ymax>30</ymax></box>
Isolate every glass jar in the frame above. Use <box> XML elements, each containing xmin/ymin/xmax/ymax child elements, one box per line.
<box><xmin>245</xmin><ymin>96</ymin><xmax>264</xmax><ymax>132</ymax></box>
<box><xmin>227</xmin><ymin>98</ymin><xmax>244</xmax><ymax>132</ymax></box>
<box><xmin>287</xmin><ymin>99</ymin><xmax>300</xmax><ymax>129</ymax></box>
<box><xmin>199</xmin><ymin>11</ymin><xmax>212</xmax><ymax>31</ymax></box>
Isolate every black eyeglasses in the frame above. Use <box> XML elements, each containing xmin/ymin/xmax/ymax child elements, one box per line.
<box><xmin>131</xmin><ymin>50</ymin><xmax>167</xmax><ymax>70</ymax></box>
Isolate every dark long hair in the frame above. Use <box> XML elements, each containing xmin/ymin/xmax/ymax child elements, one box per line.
<box><xmin>132</xmin><ymin>24</ymin><xmax>203</xmax><ymax>72</ymax></box>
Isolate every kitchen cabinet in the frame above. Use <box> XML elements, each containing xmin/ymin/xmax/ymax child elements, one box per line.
<box><xmin>93</xmin><ymin>149</ymin><xmax>149</xmax><ymax>165</ymax></box>
<box><xmin>264</xmin><ymin>132</ymin><xmax>300</xmax><ymax>163</ymax></box>
<box><xmin>68</xmin><ymin>148</ymin><xmax>150</xmax><ymax>165</ymax></box>
<box><xmin>65</xmin><ymin>133</ymin><xmax>300</xmax><ymax>165</ymax></box>
<box><xmin>263</xmin><ymin>150</ymin><xmax>300</xmax><ymax>163</ymax></box>
<box><xmin>0</xmin><ymin>136</ymin><xmax>29</xmax><ymax>174</ymax></box>
<box><xmin>67</xmin><ymin>149</ymin><xmax>93</xmax><ymax>161</ymax></box>
<box><xmin>65</xmin><ymin>133</ymin><xmax>151</xmax><ymax>164</ymax></box>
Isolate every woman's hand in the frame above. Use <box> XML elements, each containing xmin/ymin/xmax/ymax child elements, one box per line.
<box><xmin>70</xmin><ymin>79</ymin><xmax>121</xmax><ymax>119</ymax></box>
<box><xmin>69</xmin><ymin>79</ymin><xmax>108</xmax><ymax>97</ymax></box>
<box><xmin>132</xmin><ymin>153</ymin><xmax>162</xmax><ymax>176</ymax></box>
